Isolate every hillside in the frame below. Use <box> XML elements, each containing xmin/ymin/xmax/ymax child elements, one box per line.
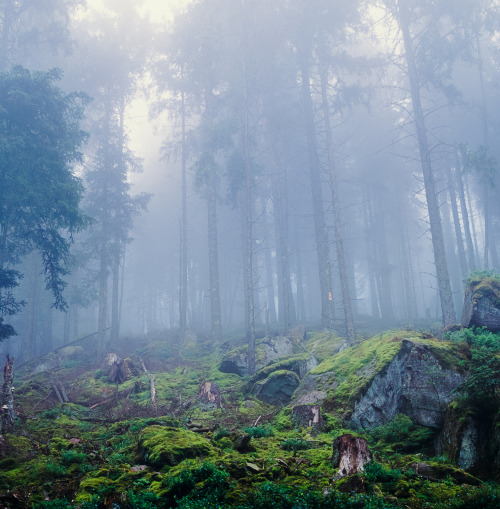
<box><xmin>1</xmin><ymin>328</ymin><xmax>500</xmax><ymax>508</ymax></box>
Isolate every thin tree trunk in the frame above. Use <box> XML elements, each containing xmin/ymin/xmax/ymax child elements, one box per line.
<box><xmin>110</xmin><ymin>246</ymin><xmax>120</xmax><ymax>343</ymax></box>
<box><xmin>446</xmin><ymin>165</ymin><xmax>468</xmax><ymax>277</ymax></box>
<box><xmin>319</xmin><ymin>67</ymin><xmax>355</xmax><ymax>344</ymax></box>
<box><xmin>179</xmin><ymin>90</ymin><xmax>188</xmax><ymax>343</ymax></box>
<box><xmin>298</xmin><ymin>54</ymin><xmax>335</xmax><ymax>329</ymax></box>
<box><xmin>398</xmin><ymin>0</ymin><xmax>456</xmax><ymax>326</ymax></box>
<box><xmin>454</xmin><ymin>159</ymin><xmax>476</xmax><ymax>271</ymax></box>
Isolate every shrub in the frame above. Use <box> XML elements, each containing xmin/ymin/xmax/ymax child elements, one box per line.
<box><xmin>243</xmin><ymin>425</ymin><xmax>274</xmax><ymax>438</ymax></box>
<box><xmin>363</xmin><ymin>461</ymin><xmax>402</xmax><ymax>483</ymax></box>
<box><xmin>280</xmin><ymin>438</ymin><xmax>314</xmax><ymax>453</ymax></box>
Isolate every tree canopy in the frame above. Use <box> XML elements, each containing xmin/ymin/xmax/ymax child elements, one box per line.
<box><xmin>0</xmin><ymin>66</ymin><xmax>89</xmax><ymax>340</ymax></box>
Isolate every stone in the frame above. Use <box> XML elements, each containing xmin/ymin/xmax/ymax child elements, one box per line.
<box><xmin>461</xmin><ymin>276</ymin><xmax>500</xmax><ymax>331</ymax></box>
<box><xmin>251</xmin><ymin>370</ymin><xmax>300</xmax><ymax>405</ymax></box>
<box><xmin>219</xmin><ymin>335</ymin><xmax>298</xmax><ymax>377</ymax></box>
<box><xmin>346</xmin><ymin>340</ymin><xmax>464</xmax><ymax>430</ymax></box>
<box><xmin>332</xmin><ymin>434</ymin><xmax>372</xmax><ymax>478</ymax></box>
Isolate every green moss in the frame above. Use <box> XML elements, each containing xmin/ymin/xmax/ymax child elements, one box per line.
<box><xmin>310</xmin><ymin>331</ymin><xmax>463</xmax><ymax>409</ymax></box>
<box><xmin>304</xmin><ymin>331</ymin><xmax>345</xmax><ymax>362</ymax></box>
<box><xmin>138</xmin><ymin>426</ymin><xmax>214</xmax><ymax>467</ymax></box>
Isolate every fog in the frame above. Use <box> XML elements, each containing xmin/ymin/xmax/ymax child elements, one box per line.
<box><xmin>1</xmin><ymin>0</ymin><xmax>499</xmax><ymax>365</ymax></box>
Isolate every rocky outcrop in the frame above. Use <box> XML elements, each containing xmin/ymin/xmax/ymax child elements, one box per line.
<box><xmin>251</xmin><ymin>370</ymin><xmax>300</xmax><ymax>405</ymax></box>
<box><xmin>346</xmin><ymin>340</ymin><xmax>464</xmax><ymax>430</ymax></box>
<box><xmin>461</xmin><ymin>276</ymin><xmax>500</xmax><ymax>331</ymax></box>
<box><xmin>219</xmin><ymin>335</ymin><xmax>299</xmax><ymax>377</ymax></box>
<box><xmin>436</xmin><ymin>406</ymin><xmax>500</xmax><ymax>476</ymax></box>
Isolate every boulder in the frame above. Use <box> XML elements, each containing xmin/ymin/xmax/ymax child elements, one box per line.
<box><xmin>461</xmin><ymin>276</ymin><xmax>500</xmax><ymax>331</ymax></box>
<box><xmin>332</xmin><ymin>434</ymin><xmax>372</xmax><ymax>478</ymax></box>
<box><xmin>251</xmin><ymin>370</ymin><xmax>300</xmax><ymax>405</ymax></box>
<box><xmin>137</xmin><ymin>426</ymin><xmax>213</xmax><ymax>467</ymax></box>
<box><xmin>346</xmin><ymin>340</ymin><xmax>464</xmax><ymax>430</ymax></box>
<box><xmin>219</xmin><ymin>335</ymin><xmax>298</xmax><ymax>377</ymax></box>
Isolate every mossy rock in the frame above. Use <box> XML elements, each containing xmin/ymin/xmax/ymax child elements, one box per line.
<box><xmin>251</xmin><ymin>370</ymin><xmax>300</xmax><ymax>405</ymax></box>
<box><xmin>462</xmin><ymin>274</ymin><xmax>500</xmax><ymax>331</ymax></box>
<box><xmin>137</xmin><ymin>426</ymin><xmax>214</xmax><ymax>467</ymax></box>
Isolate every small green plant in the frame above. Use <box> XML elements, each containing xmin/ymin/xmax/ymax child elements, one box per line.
<box><xmin>280</xmin><ymin>438</ymin><xmax>314</xmax><ymax>453</ymax></box>
<box><xmin>213</xmin><ymin>427</ymin><xmax>231</xmax><ymax>441</ymax></box>
<box><xmin>44</xmin><ymin>459</ymin><xmax>68</xmax><ymax>478</ymax></box>
<box><xmin>363</xmin><ymin>461</ymin><xmax>402</xmax><ymax>483</ymax></box>
<box><xmin>61</xmin><ymin>449</ymin><xmax>87</xmax><ymax>465</ymax></box>
<box><xmin>243</xmin><ymin>425</ymin><xmax>274</xmax><ymax>438</ymax></box>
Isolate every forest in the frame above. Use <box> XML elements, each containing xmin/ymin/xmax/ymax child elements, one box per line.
<box><xmin>2</xmin><ymin>0</ymin><xmax>500</xmax><ymax>507</ymax></box>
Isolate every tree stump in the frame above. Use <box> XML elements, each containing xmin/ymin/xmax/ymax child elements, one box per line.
<box><xmin>292</xmin><ymin>404</ymin><xmax>322</xmax><ymax>432</ymax></box>
<box><xmin>332</xmin><ymin>434</ymin><xmax>372</xmax><ymax>478</ymax></box>
<box><xmin>197</xmin><ymin>381</ymin><xmax>222</xmax><ymax>408</ymax></box>
<box><xmin>1</xmin><ymin>355</ymin><xmax>15</xmax><ymax>434</ymax></box>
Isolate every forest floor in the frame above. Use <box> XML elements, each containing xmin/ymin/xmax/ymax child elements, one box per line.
<box><xmin>1</xmin><ymin>328</ymin><xmax>499</xmax><ymax>508</ymax></box>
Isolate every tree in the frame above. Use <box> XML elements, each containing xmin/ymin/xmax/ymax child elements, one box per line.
<box><xmin>0</xmin><ymin>0</ymin><xmax>84</xmax><ymax>71</ymax></box>
<box><xmin>0</xmin><ymin>67</ymin><xmax>89</xmax><ymax>343</ymax></box>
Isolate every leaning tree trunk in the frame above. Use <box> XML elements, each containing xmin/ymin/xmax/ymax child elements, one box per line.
<box><xmin>399</xmin><ymin>0</ymin><xmax>456</xmax><ymax>326</ymax></box>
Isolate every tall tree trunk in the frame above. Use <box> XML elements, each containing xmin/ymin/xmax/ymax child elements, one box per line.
<box><xmin>398</xmin><ymin>0</ymin><xmax>456</xmax><ymax>326</ymax></box>
<box><xmin>319</xmin><ymin>68</ymin><xmax>355</xmax><ymax>344</ymax></box>
<box><xmin>110</xmin><ymin>245</ymin><xmax>120</xmax><ymax>343</ymax></box>
<box><xmin>454</xmin><ymin>159</ymin><xmax>476</xmax><ymax>271</ymax></box>
<box><xmin>272</xmin><ymin>151</ymin><xmax>295</xmax><ymax>333</ymax></box>
<box><xmin>446</xmin><ymin>165</ymin><xmax>468</xmax><ymax>277</ymax></box>
<box><xmin>298</xmin><ymin>54</ymin><xmax>335</xmax><ymax>329</ymax></box>
<box><xmin>207</xmin><ymin>170</ymin><xmax>222</xmax><ymax>347</ymax></box>
<box><xmin>25</xmin><ymin>255</ymin><xmax>39</xmax><ymax>361</ymax></box>
<box><xmin>179</xmin><ymin>90</ymin><xmax>188</xmax><ymax>343</ymax></box>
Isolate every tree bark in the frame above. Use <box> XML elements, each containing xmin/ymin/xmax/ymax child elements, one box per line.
<box><xmin>1</xmin><ymin>355</ymin><xmax>15</xmax><ymax>434</ymax></box>
<box><xmin>319</xmin><ymin>67</ymin><xmax>355</xmax><ymax>344</ymax></box>
<box><xmin>398</xmin><ymin>0</ymin><xmax>456</xmax><ymax>326</ymax></box>
<box><xmin>298</xmin><ymin>54</ymin><xmax>335</xmax><ymax>329</ymax></box>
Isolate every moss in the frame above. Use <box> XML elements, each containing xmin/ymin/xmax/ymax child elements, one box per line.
<box><xmin>310</xmin><ymin>331</ymin><xmax>464</xmax><ymax>410</ymax></box>
<box><xmin>138</xmin><ymin>425</ymin><xmax>214</xmax><ymax>467</ymax></box>
<box><xmin>304</xmin><ymin>331</ymin><xmax>345</xmax><ymax>362</ymax></box>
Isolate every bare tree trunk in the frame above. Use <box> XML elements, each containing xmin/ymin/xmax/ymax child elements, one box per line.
<box><xmin>455</xmin><ymin>160</ymin><xmax>476</xmax><ymax>271</ymax></box>
<box><xmin>298</xmin><ymin>54</ymin><xmax>335</xmax><ymax>329</ymax></box>
<box><xmin>446</xmin><ymin>165</ymin><xmax>468</xmax><ymax>277</ymax></box>
<box><xmin>319</xmin><ymin>67</ymin><xmax>355</xmax><ymax>344</ymax></box>
<box><xmin>1</xmin><ymin>355</ymin><xmax>15</xmax><ymax>434</ymax></box>
<box><xmin>179</xmin><ymin>90</ymin><xmax>188</xmax><ymax>343</ymax></box>
<box><xmin>398</xmin><ymin>0</ymin><xmax>456</xmax><ymax>326</ymax></box>
<box><xmin>110</xmin><ymin>246</ymin><xmax>120</xmax><ymax>343</ymax></box>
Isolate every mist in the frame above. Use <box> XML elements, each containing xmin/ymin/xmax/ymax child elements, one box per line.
<box><xmin>1</xmin><ymin>0</ymin><xmax>499</xmax><ymax>365</ymax></box>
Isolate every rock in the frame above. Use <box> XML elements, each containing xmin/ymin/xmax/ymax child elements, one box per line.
<box><xmin>291</xmin><ymin>404</ymin><xmax>322</xmax><ymax>432</ymax></box>
<box><xmin>461</xmin><ymin>276</ymin><xmax>500</xmax><ymax>331</ymax></box>
<box><xmin>219</xmin><ymin>335</ymin><xmax>298</xmax><ymax>377</ymax></box>
<box><xmin>251</xmin><ymin>370</ymin><xmax>300</xmax><ymax>405</ymax></box>
<box><xmin>332</xmin><ymin>434</ymin><xmax>372</xmax><ymax>478</ymax></box>
<box><xmin>245</xmin><ymin>354</ymin><xmax>318</xmax><ymax>391</ymax></box>
<box><xmin>232</xmin><ymin>432</ymin><xmax>254</xmax><ymax>453</ymax></box>
<box><xmin>196</xmin><ymin>381</ymin><xmax>222</xmax><ymax>408</ymax></box>
<box><xmin>346</xmin><ymin>340</ymin><xmax>464</xmax><ymax>430</ymax></box>
<box><xmin>411</xmin><ymin>461</ymin><xmax>480</xmax><ymax>484</ymax></box>
<box><xmin>138</xmin><ymin>426</ymin><xmax>213</xmax><ymax>467</ymax></box>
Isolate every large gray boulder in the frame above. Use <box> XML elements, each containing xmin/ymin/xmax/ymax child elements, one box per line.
<box><xmin>251</xmin><ymin>370</ymin><xmax>300</xmax><ymax>405</ymax></box>
<box><xmin>219</xmin><ymin>334</ymin><xmax>299</xmax><ymax>377</ymax></box>
<box><xmin>346</xmin><ymin>340</ymin><xmax>464</xmax><ymax>430</ymax></box>
<box><xmin>461</xmin><ymin>276</ymin><xmax>500</xmax><ymax>331</ymax></box>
